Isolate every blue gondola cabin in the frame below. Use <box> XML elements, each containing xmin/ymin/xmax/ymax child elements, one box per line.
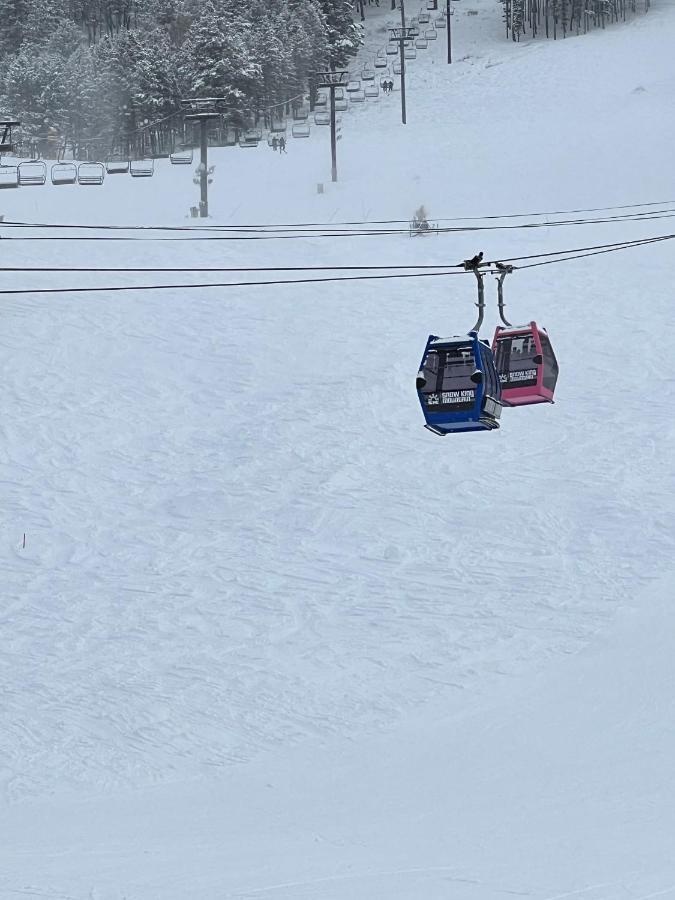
<box><xmin>416</xmin><ymin>331</ymin><xmax>502</xmax><ymax>435</ymax></box>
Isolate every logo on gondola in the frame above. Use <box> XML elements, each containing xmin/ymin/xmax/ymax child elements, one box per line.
<box><xmin>425</xmin><ymin>390</ymin><xmax>475</xmax><ymax>408</ymax></box>
<box><xmin>509</xmin><ymin>369</ymin><xmax>537</xmax><ymax>382</ymax></box>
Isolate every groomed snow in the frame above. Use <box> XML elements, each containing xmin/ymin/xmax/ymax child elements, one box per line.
<box><xmin>2</xmin><ymin>1</ymin><xmax>675</xmax><ymax>897</ymax></box>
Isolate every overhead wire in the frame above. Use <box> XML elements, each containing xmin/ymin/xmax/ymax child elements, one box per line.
<box><xmin>3</xmin><ymin>197</ymin><xmax>675</xmax><ymax>233</ymax></box>
<box><xmin>1</xmin><ymin>231</ymin><xmax>674</xmax><ymax>295</ymax></box>
<box><xmin>4</xmin><ymin>208</ymin><xmax>675</xmax><ymax>241</ymax></box>
<box><xmin>0</xmin><ymin>269</ymin><xmax>465</xmax><ymax>296</ymax></box>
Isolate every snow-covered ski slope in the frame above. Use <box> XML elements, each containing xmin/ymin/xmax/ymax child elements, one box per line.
<box><xmin>2</xmin><ymin>1</ymin><xmax>675</xmax><ymax>896</ymax></box>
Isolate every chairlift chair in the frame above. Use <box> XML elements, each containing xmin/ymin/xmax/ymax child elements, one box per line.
<box><xmin>50</xmin><ymin>161</ymin><xmax>77</xmax><ymax>185</ymax></box>
<box><xmin>427</xmin><ymin>0</ymin><xmax>438</xmax><ymax>8</ymax></box>
<box><xmin>239</xmin><ymin>139</ymin><xmax>259</xmax><ymax>147</ymax></box>
<box><xmin>18</xmin><ymin>160</ymin><xmax>47</xmax><ymax>186</ymax></box>
<box><xmin>419</xmin><ymin>10</ymin><xmax>431</xmax><ymax>22</ymax></box>
<box><xmin>393</xmin><ymin>61</ymin><xmax>402</xmax><ymax>74</ymax></box>
<box><xmin>293</xmin><ymin>107</ymin><xmax>309</xmax><ymax>121</ymax></box>
<box><xmin>0</xmin><ymin>164</ymin><xmax>19</xmax><ymax>189</ymax></box>
<box><xmin>130</xmin><ymin>158</ymin><xmax>154</xmax><ymax>177</ymax></box>
<box><xmin>386</xmin><ymin>42</ymin><xmax>398</xmax><ymax>55</ymax></box>
<box><xmin>335</xmin><ymin>99</ymin><xmax>349</xmax><ymax>111</ymax></box>
<box><xmin>416</xmin><ymin>331</ymin><xmax>502</xmax><ymax>435</ymax></box>
<box><xmin>315</xmin><ymin>92</ymin><xmax>328</xmax><ymax>106</ymax></box>
<box><xmin>349</xmin><ymin>90</ymin><xmax>366</xmax><ymax>102</ymax></box>
<box><xmin>436</xmin><ymin>14</ymin><xmax>447</xmax><ymax>26</ymax></box>
<box><xmin>346</xmin><ymin>80</ymin><xmax>362</xmax><ymax>92</ymax></box>
<box><xmin>314</xmin><ymin>112</ymin><xmax>331</xmax><ymax>125</ymax></box>
<box><xmin>375</xmin><ymin>57</ymin><xmax>388</xmax><ymax>69</ymax></box>
<box><xmin>105</xmin><ymin>159</ymin><xmax>130</xmax><ymax>174</ymax></box>
<box><xmin>269</xmin><ymin>121</ymin><xmax>287</xmax><ymax>134</ymax></box>
<box><xmin>170</xmin><ymin>147</ymin><xmax>194</xmax><ymax>165</ymax></box>
<box><xmin>361</xmin><ymin>69</ymin><xmax>375</xmax><ymax>81</ymax></box>
<box><xmin>426</xmin><ymin>27</ymin><xmax>438</xmax><ymax>38</ymax></box>
<box><xmin>365</xmin><ymin>85</ymin><xmax>380</xmax><ymax>98</ymax></box>
<box><xmin>77</xmin><ymin>162</ymin><xmax>105</xmax><ymax>185</ymax></box>
<box><xmin>415</xmin><ymin>37</ymin><xmax>428</xmax><ymax>48</ymax></box>
<box><xmin>404</xmin><ymin>47</ymin><xmax>417</xmax><ymax>59</ymax></box>
<box><xmin>292</xmin><ymin>124</ymin><xmax>311</xmax><ymax>138</ymax></box>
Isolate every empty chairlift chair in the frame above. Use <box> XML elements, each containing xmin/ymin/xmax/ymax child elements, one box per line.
<box><xmin>170</xmin><ymin>147</ymin><xmax>194</xmax><ymax>165</ymax></box>
<box><xmin>350</xmin><ymin>90</ymin><xmax>366</xmax><ymax>102</ymax></box>
<box><xmin>415</xmin><ymin>37</ymin><xmax>428</xmax><ymax>48</ymax></box>
<box><xmin>240</xmin><ymin>128</ymin><xmax>262</xmax><ymax>147</ymax></box>
<box><xmin>18</xmin><ymin>160</ymin><xmax>47</xmax><ymax>186</ymax></box>
<box><xmin>365</xmin><ymin>84</ymin><xmax>379</xmax><ymax>99</ymax></box>
<box><xmin>426</xmin><ymin>27</ymin><xmax>438</xmax><ymax>38</ymax></box>
<box><xmin>314</xmin><ymin>112</ymin><xmax>331</xmax><ymax>125</ymax></box>
<box><xmin>105</xmin><ymin>158</ymin><xmax>130</xmax><ymax>174</ymax></box>
<box><xmin>50</xmin><ymin>161</ymin><xmax>77</xmax><ymax>185</ymax></box>
<box><xmin>77</xmin><ymin>162</ymin><xmax>105</xmax><ymax>185</ymax></box>
<box><xmin>416</xmin><ymin>331</ymin><xmax>502</xmax><ymax>435</ymax></box>
<box><xmin>419</xmin><ymin>10</ymin><xmax>431</xmax><ymax>22</ymax></box>
<box><xmin>0</xmin><ymin>164</ymin><xmax>19</xmax><ymax>189</ymax></box>
<box><xmin>130</xmin><ymin>158</ymin><xmax>154</xmax><ymax>177</ymax></box>
<box><xmin>292</xmin><ymin>123</ymin><xmax>311</xmax><ymax>138</ymax></box>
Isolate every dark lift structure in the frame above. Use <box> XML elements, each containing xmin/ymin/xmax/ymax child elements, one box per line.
<box><xmin>0</xmin><ymin>121</ymin><xmax>20</xmax><ymax>155</ymax></box>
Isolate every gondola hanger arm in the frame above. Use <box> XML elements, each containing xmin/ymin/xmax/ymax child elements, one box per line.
<box><xmin>494</xmin><ymin>261</ymin><xmax>514</xmax><ymax>327</ymax></box>
<box><xmin>460</xmin><ymin>251</ymin><xmax>487</xmax><ymax>333</ymax></box>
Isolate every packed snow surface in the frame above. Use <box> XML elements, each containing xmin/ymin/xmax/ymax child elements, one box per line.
<box><xmin>2</xmin><ymin>1</ymin><xmax>675</xmax><ymax>897</ymax></box>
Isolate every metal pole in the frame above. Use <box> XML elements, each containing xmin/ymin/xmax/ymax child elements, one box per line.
<box><xmin>399</xmin><ymin>38</ymin><xmax>407</xmax><ymax>125</ymax></box>
<box><xmin>330</xmin><ymin>85</ymin><xmax>338</xmax><ymax>182</ymax></box>
<box><xmin>398</xmin><ymin>0</ymin><xmax>407</xmax><ymax>126</ymax></box>
<box><xmin>447</xmin><ymin>0</ymin><xmax>452</xmax><ymax>62</ymax></box>
<box><xmin>199</xmin><ymin>119</ymin><xmax>208</xmax><ymax>217</ymax></box>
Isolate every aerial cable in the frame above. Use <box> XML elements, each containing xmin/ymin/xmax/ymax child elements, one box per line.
<box><xmin>4</xmin><ymin>198</ymin><xmax>675</xmax><ymax>234</ymax></box>
<box><xmin>4</xmin><ymin>211</ymin><xmax>675</xmax><ymax>242</ymax></box>
<box><xmin>0</xmin><ymin>269</ymin><xmax>466</xmax><ymax>296</ymax></box>
<box><xmin>0</xmin><ymin>263</ymin><xmax>465</xmax><ymax>274</ymax></box>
